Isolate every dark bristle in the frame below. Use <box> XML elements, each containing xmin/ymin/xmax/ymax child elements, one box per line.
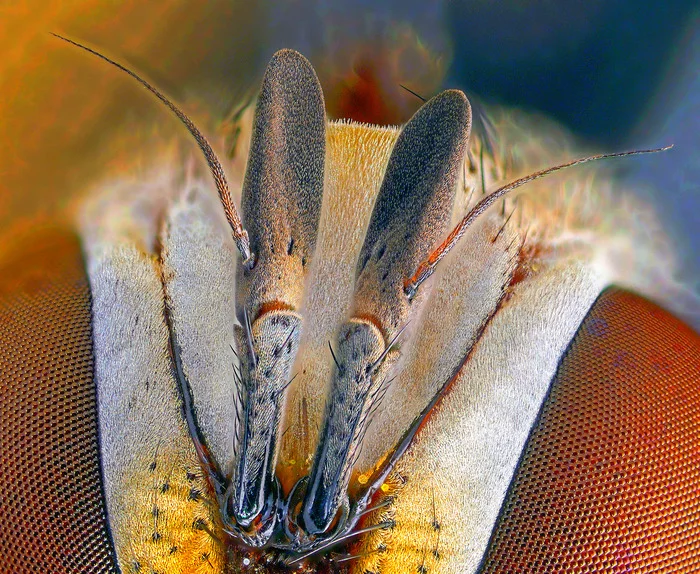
<box><xmin>399</xmin><ymin>83</ymin><xmax>428</xmax><ymax>102</ymax></box>
<box><xmin>328</xmin><ymin>341</ymin><xmax>342</xmax><ymax>372</ymax></box>
<box><xmin>491</xmin><ymin>201</ymin><xmax>518</xmax><ymax>244</ymax></box>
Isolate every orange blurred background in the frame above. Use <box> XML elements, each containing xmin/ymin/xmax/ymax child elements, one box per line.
<box><xmin>0</xmin><ymin>2</ymin><xmax>265</xmax><ymax>257</ymax></box>
<box><xmin>0</xmin><ymin>1</ymin><xmax>448</xmax><ymax>260</ymax></box>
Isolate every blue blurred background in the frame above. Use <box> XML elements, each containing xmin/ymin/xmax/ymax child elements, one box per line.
<box><xmin>445</xmin><ymin>1</ymin><xmax>699</xmax><ymax>293</ymax></box>
<box><xmin>267</xmin><ymin>0</ymin><xmax>700</xmax><ymax>295</ymax></box>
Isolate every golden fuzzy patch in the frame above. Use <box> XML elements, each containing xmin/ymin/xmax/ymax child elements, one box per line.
<box><xmin>279</xmin><ymin>120</ymin><xmax>401</xmax><ymax>487</ymax></box>
<box><xmin>115</xmin><ymin>445</ymin><xmax>226</xmax><ymax>574</ymax></box>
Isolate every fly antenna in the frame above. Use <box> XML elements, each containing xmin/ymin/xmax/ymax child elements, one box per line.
<box><xmin>404</xmin><ymin>145</ymin><xmax>673</xmax><ymax>298</ymax></box>
<box><xmin>51</xmin><ymin>33</ymin><xmax>253</xmax><ymax>266</ymax></box>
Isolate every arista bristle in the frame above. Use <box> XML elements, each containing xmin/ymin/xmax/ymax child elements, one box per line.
<box><xmin>50</xmin><ymin>33</ymin><xmax>253</xmax><ymax>265</ymax></box>
<box><xmin>404</xmin><ymin>145</ymin><xmax>673</xmax><ymax>299</ymax></box>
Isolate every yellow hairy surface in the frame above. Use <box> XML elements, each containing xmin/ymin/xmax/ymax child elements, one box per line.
<box><xmin>116</xmin><ymin>444</ymin><xmax>226</xmax><ymax>574</ymax></box>
<box><xmin>279</xmin><ymin>120</ymin><xmax>401</xmax><ymax>487</ymax></box>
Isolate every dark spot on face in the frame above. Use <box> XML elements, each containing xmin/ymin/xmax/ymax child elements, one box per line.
<box><xmin>151</xmin><ymin>532</ymin><xmax>161</xmax><ymax>542</ymax></box>
<box><xmin>169</xmin><ymin>546</ymin><xmax>178</xmax><ymax>555</ymax></box>
<box><xmin>186</xmin><ymin>471</ymin><xmax>197</xmax><ymax>482</ymax></box>
<box><xmin>152</xmin><ymin>506</ymin><xmax>159</xmax><ymax>518</ymax></box>
<box><xmin>201</xmin><ymin>553</ymin><xmax>210</xmax><ymax>561</ymax></box>
<box><xmin>132</xmin><ymin>561</ymin><xmax>141</xmax><ymax>573</ymax></box>
<box><xmin>193</xmin><ymin>518</ymin><xmax>206</xmax><ymax>531</ymax></box>
<box><xmin>148</xmin><ymin>461</ymin><xmax>157</xmax><ymax>472</ymax></box>
<box><xmin>432</xmin><ymin>550</ymin><xmax>441</xmax><ymax>560</ymax></box>
<box><xmin>160</xmin><ymin>483</ymin><xmax>170</xmax><ymax>493</ymax></box>
<box><xmin>417</xmin><ymin>566</ymin><xmax>428</xmax><ymax>573</ymax></box>
<box><xmin>287</xmin><ymin>236</ymin><xmax>295</xmax><ymax>255</ymax></box>
<box><xmin>188</xmin><ymin>488</ymin><xmax>201</xmax><ymax>502</ymax></box>
<box><xmin>301</xmin><ymin>256</ymin><xmax>307</xmax><ymax>267</ymax></box>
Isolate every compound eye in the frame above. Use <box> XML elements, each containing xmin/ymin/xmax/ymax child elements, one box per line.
<box><xmin>0</xmin><ymin>231</ymin><xmax>121</xmax><ymax>573</ymax></box>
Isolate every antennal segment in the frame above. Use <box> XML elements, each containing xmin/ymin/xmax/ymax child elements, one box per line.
<box><xmin>404</xmin><ymin>145</ymin><xmax>673</xmax><ymax>298</ymax></box>
<box><xmin>51</xmin><ymin>33</ymin><xmax>252</xmax><ymax>265</ymax></box>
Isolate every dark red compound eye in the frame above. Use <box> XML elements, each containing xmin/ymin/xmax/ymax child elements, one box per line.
<box><xmin>480</xmin><ymin>288</ymin><xmax>700</xmax><ymax>573</ymax></box>
<box><xmin>0</xmin><ymin>229</ymin><xmax>119</xmax><ymax>574</ymax></box>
